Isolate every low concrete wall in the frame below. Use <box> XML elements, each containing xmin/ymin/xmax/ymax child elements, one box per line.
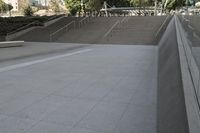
<box><xmin>157</xmin><ymin>17</ymin><xmax>189</xmax><ymax>133</ymax></box>
<box><xmin>5</xmin><ymin>27</ymin><xmax>38</xmax><ymax>41</ymax></box>
<box><xmin>43</xmin><ymin>16</ymin><xmax>65</xmax><ymax>27</ymax></box>
<box><xmin>0</xmin><ymin>36</ymin><xmax>6</xmax><ymax>41</ymax></box>
<box><xmin>0</xmin><ymin>41</ymin><xmax>24</xmax><ymax>48</ymax></box>
<box><xmin>5</xmin><ymin>16</ymin><xmax>65</xmax><ymax>41</ymax></box>
<box><xmin>175</xmin><ymin>16</ymin><xmax>200</xmax><ymax>133</ymax></box>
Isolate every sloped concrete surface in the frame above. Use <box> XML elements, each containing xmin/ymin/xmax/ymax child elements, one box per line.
<box><xmin>0</xmin><ymin>42</ymin><xmax>89</xmax><ymax>62</ymax></box>
<box><xmin>157</xmin><ymin>17</ymin><xmax>189</xmax><ymax>133</ymax></box>
<box><xmin>0</xmin><ymin>45</ymin><xmax>157</xmax><ymax>133</ymax></box>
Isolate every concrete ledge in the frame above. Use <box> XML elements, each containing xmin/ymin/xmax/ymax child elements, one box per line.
<box><xmin>175</xmin><ymin>15</ymin><xmax>200</xmax><ymax>133</ymax></box>
<box><xmin>44</xmin><ymin>16</ymin><xmax>65</xmax><ymax>27</ymax></box>
<box><xmin>0</xmin><ymin>41</ymin><xmax>24</xmax><ymax>48</ymax></box>
<box><xmin>5</xmin><ymin>16</ymin><xmax>65</xmax><ymax>41</ymax></box>
<box><xmin>157</xmin><ymin>16</ymin><xmax>189</xmax><ymax>133</ymax></box>
<box><xmin>5</xmin><ymin>27</ymin><xmax>38</xmax><ymax>41</ymax></box>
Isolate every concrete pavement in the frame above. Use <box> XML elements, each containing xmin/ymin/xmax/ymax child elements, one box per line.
<box><xmin>0</xmin><ymin>44</ymin><xmax>157</xmax><ymax>133</ymax></box>
<box><xmin>0</xmin><ymin>42</ymin><xmax>89</xmax><ymax>63</ymax></box>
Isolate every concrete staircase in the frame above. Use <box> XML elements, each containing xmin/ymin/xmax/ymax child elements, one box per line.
<box><xmin>100</xmin><ymin>16</ymin><xmax>167</xmax><ymax>45</ymax></box>
<box><xmin>13</xmin><ymin>16</ymin><xmax>167</xmax><ymax>45</ymax></box>
<box><xmin>14</xmin><ymin>17</ymin><xmax>81</xmax><ymax>42</ymax></box>
<box><xmin>57</xmin><ymin>17</ymin><xmax>125</xmax><ymax>44</ymax></box>
<box><xmin>57</xmin><ymin>16</ymin><xmax>167</xmax><ymax>45</ymax></box>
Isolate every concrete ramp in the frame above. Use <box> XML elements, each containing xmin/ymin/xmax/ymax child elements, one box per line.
<box><xmin>157</xmin><ymin>16</ymin><xmax>189</xmax><ymax>133</ymax></box>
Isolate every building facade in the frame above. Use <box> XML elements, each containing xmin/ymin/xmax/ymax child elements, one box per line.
<box><xmin>29</xmin><ymin>0</ymin><xmax>50</xmax><ymax>6</ymax></box>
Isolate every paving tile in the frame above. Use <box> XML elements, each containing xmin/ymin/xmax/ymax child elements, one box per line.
<box><xmin>0</xmin><ymin>116</ymin><xmax>36</xmax><ymax>133</ymax></box>
<box><xmin>0</xmin><ymin>92</ymin><xmax>46</xmax><ymax>115</ymax></box>
<box><xmin>43</xmin><ymin>99</ymin><xmax>97</xmax><ymax>126</ymax></box>
<box><xmin>102</xmin><ymin>88</ymin><xmax>134</xmax><ymax>104</ymax></box>
<box><xmin>69</xmin><ymin>127</ymin><xmax>105</xmax><ymax>133</ymax></box>
<box><xmin>25</xmin><ymin>121</ymin><xmax>72</xmax><ymax>133</ymax></box>
<box><xmin>114</xmin><ymin>104</ymin><xmax>156</xmax><ymax>133</ymax></box>
<box><xmin>77</xmin><ymin>102</ymin><xmax>128</xmax><ymax>132</ymax></box>
<box><xmin>13</xmin><ymin>95</ymin><xmax>72</xmax><ymax>120</ymax></box>
<box><xmin>77</xmin><ymin>87</ymin><xmax>111</xmax><ymax>101</ymax></box>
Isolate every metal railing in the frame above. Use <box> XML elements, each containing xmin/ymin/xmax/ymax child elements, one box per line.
<box><xmin>103</xmin><ymin>20</ymin><xmax>120</xmax><ymax>41</ymax></box>
<box><xmin>79</xmin><ymin>17</ymin><xmax>90</xmax><ymax>28</ymax></box>
<box><xmin>178</xmin><ymin>15</ymin><xmax>200</xmax><ymax>107</ymax></box>
<box><xmin>6</xmin><ymin>21</ymin><xmax>37</xmax><ymax>36</ymax></box>
<box><xmin>155</xmin><ymin>15</ymin><xmax>171</xmax><ymax>38</ymax></box>
<box><xmin>50</xmin><ymin>21</ymin><xmax>75</xmax><ymax>41</ymax></box>
<box><xmin>103</xmin><ymin>17</ymin><xmax>130</xmax><ymax>41</ymax></box>
<box><xmin>118</xmin><ymin>17</ymin><xmax>130</xmax><ymax>29</ymax></box>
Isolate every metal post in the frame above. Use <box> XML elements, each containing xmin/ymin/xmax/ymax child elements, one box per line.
<box><xmin>154</xmin><ymin>0</ymin><xmax>157</xmax><ymax>16</ymax></box>
<box><xmin>104</xmin><ymin>1</ymin><xmax>108</xmax><ymax>17</ymax></box>
<box><xmin>139</xmin><ymin>0</ymin><xmax>141</xmax><ymax>16</ymax></box>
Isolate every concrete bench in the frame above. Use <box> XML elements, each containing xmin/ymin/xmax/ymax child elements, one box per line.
<box><xmin>0</xmin><ymin>41</ymin><xmax>24</xmax><ymax>48</ymax></box>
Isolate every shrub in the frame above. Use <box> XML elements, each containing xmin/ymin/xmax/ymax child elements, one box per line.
<box><xmin>70</xmin><ymin>7</ymin><xmax>78</xmax><ymax>16</ymax></box>
<box><xmin>24</xmin><ymin>6</ymin><xmax>33</xmax><ymax>16</ymax></box>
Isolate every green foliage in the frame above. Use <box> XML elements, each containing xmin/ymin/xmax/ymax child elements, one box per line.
<box><xmin>0</xmin><ymin>0</ymin><xmax>13</xmax><ymax>13</ymax></box>
<box><xmin>64</xmin><ymin>0</ymin><xmax>81</xmax><ymax>15</ymax></box>
<box><xmin>0</xmin><ymin>15</ymin><xmax>63</xmax><ymax>35</ymax></box>
<box><xmin>23</xmin><ymin>6</ymin><xmax>33</xmax><ymax>16</ymax></box>
<box><xmin>164</xmin><ymin>0</ymin><xmax>186</xmax><ymax>10</ymax></box>
<box><xmin>105</xmin><ymin>0</ymin><xmax>130</xmax><ymax>7</ymax></box>
<box><xmin>63</xmin><ymin>0</ymin><xmax>189</xmax><ymax>13</ymax></box>
<box><xmin>130</xmin><ymin>0</ymin><xmax>152</xmax><ymax>6</ymax></box>
<box><xmin>49</xmin><ymin>0</ymin><xmax>60</xmax><ymax>12</ymax></box>
<box><xmin>86</xmin><ymin>0</ymin><xmax>102</xmax><ymax>11</ymax></box>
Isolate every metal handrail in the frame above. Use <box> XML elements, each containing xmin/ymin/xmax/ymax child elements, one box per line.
<box><xmin>119</xmin><ymin>17</ymin><xmax>130</xmax><ymax>29</ymax></box>
<box><xmin>79</xmin><ymin>17</ymin><xmax>90</xmax><ymax>28</ymax></box>
<box><xmin>6</xmin><ymin>21</ymin><xmax>37</xmax><ymax>36</ymax></box>
<box><xmin>103</xmin><ymin>17</ymin><xmax>130</xmax><ymax>40</ymax></box>
<box><xmin>155</xmin><ymin>15</ymin><xmax>171</xmax><ymax>38</ymax></box>
<box><xmin>103</xmin><ymin>20</ymin><xmax>120</xmax><ymax>39</ymax></box>
<box><xmin>50</xmin><ymin>21</ymin><xmax>75</xmax><ymax>41</ymax></box>
<box><xmin>46</xmin><ymin>14</ymin><xmax>64</xmax><ymax>22</ymax></box>
<box><xmin>6</xmin><ymin>15</ymin><xmax>65</xmax><ymax>36</ymax></box>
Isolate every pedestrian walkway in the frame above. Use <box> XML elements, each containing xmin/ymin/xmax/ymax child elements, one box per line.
<box><xmin>0</xmin><ymin>45</ymin><xmax>157</xmax><ymax>133</ymax></box>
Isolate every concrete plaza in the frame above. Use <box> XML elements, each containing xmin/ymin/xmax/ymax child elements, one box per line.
<box><xmin>0</xmin><ymin>44</ymin><xmax>157</xmax><ymax>133</ymax></box>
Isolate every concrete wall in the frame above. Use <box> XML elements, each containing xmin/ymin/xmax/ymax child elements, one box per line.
<box><xmin>157</xmin><ymin>17</ymin><xmax>189</xmax><ymax>133</ymax></box>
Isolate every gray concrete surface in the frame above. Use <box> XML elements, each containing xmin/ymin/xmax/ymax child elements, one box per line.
<box><xmin>0</xmin><ymin>42</ymin><xmax>89</xmax><ymax>62</ymax></box>
<box><xmin>192</xmin><ymin>47</ymin><xmax>200</xmax><ymax>67</ymax></box>
<box><xmin>0</xmin><ymin>44</ymin><xmax>157</xmax><ymax>133</ymax></box>
<box><xmin>175</xmin><ymin>16</ymin><xmax>200</xmax><ymax>133</ymax></box>
<box><xmin>157</xmin><ymin>16</ymin><xmax>189</xmax><ymax>133</ymax></box>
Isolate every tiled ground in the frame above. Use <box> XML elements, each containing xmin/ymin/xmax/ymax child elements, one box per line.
<box><xmin>0</xmin><ymin>45</ymin><xmax>157</xmax><ymax>133</ymax></box>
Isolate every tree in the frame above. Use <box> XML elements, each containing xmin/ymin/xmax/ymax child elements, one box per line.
<box><xmin>87</xmin><ymin>0</ymin><xmax>102</xmax><ymax>11</ymax></box>
<box><xmin>18</xmin><ymin>0</ymin><xmax>29</xmax><ymax>12</ymax></box>
<box><xmin>105</xmin><ymin>0</ymin><xmax>131</xmax><ymax>7</ymax></box>
<box><xmin>24</xmin><ymin>5</ymin><xmax>33</xmax><ymax>16</ymax></box>
<box><xmin>64</xmin><ymin>0</ymin><xmax>81</xmax><ymax>16</ymax></box>
<box><xmin>0</xmin><ymin>0</ymin><xmax>13</xmax><ymax>13</ymax></box>
<box><xmin>163</xmin><ymin>0</ymin><xmax>186</xmax><ymax>10</ymax></box>
<box><xmin>130</xmin><ymin>0</ymin><xmax>156</xmax><ymax>6</ymax></box>
<box><xmin>49</xmin><ymin>0</ymin><xmax>60</xmax><ymax>12</ymax></box>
